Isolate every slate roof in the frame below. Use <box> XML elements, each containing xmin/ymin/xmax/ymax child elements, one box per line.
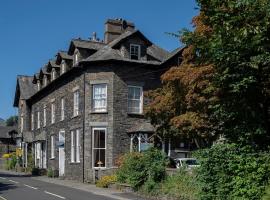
<box><xmin>0</xmin><ymin>126</ymin><xmax>17</xmax><ymax>139</ymax></box>
<box><xmin>16</xmin><ymin>75</ymin><xmax>37</xmax><ymax>100</ymax></box>
<box><xmin>162</xmin><ymin>47</ymin><xmax>185</xmax><ymax>64</ymax></box>
<box><xmin>82</xmin><ymin>30</ymin><xmax>170</xmax><ymax>65</ymax></box>
<box><xmin>127</xmin><ymin>121</ymin><xmax>156</xmax><ymax>133</ymax></box>
<box><xmin>55</xmin><ymin>51</ymin><xmax>73</xmax><ymax>65</ymax></box>
<box><xmin>68</xmin><ymin>39</ymin><xmax>105</xmax><ymax>54</ymax></box>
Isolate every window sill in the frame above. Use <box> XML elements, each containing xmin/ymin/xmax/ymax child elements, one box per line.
<box><xmin>93</xmin><ymin>167</ymin><xmax>106</xmax><ymax>170</ymax></box>
<box><xmin>50</xmin><ymin>157</ymin><xmax>55</xmax><ymax>160</ymax></box>
<box><xmin>70</xmin><ymin>162</ymin><xmax>80</xmax><ymax>164</ymax></box>
<box><xmin>71</xmin><ymin>114</ymin><xmax>80</xmax><ymax>119</ymax></box>
<box><xmin>90</xmin><ymin>111</ymin><xmax>108</xmax><ymax>114</ymax></box>
<box><xmin>127</xmin><ymin>113</ymin><xmax>144</xmax><ymax>117</ymax></box>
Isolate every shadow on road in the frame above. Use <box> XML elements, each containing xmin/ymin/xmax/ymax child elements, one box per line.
<box><xmin>0</xmin><ymin>182</ymin><xmax>17</xmax><ymax>194</ymax></box>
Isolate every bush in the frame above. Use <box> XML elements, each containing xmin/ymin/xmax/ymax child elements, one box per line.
<box><xmin>96</xmin><ymin>175</ymin><xmax>117</xmax><ymax>188</ymax></box>
<box><xmin>161</xmin><ymin>169</ymin><xmax>199</xmax><ymax>200</ymax></box>
<box><xmin>116</xmin><ymin>148</ymin><xmax>168</xmax><ymax>190</ymax></box>
<box><xmin>47</xmin><ymin>168</ymin><xmax>53</xmax><ymax>178</ymax></box>
<box><xmin>263</xmin><ymin>185</ymin><xmax>270</xmax><ymax>200</ymax></box>
<box><xmin>196</xmin><ymin>143</ymin><xmax>270</xmax><ymax>200</ymax></box>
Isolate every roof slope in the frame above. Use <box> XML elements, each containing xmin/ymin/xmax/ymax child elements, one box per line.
<box><xmin>68</xmin><ymin>39</ymin><xmax>105</xmax><ymax>54</ymax></box>
<box><xmin>18</xmin><ymin>76</ymin><xmax>37</xmax><ymax>99</ymax></box>
<box><xmin>0</xmin><ymin>126</ymin><xmax>17</xmax><ymax>138</ymax></box>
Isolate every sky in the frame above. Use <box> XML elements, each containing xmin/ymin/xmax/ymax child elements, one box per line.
<box><xmin>0</xmin><ymin>0</ymin><xmax>198</xmax><ymax>120</ymax></box>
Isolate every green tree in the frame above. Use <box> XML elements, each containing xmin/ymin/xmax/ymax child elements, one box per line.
<box><xmin>5</xmin><ymin>116</ymin><xmax>18</xmax><ymax>126</ymax></box>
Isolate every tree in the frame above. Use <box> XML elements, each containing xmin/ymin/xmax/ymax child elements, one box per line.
<box><xmin>6</xmin><ymin>116</ymin><xmax>18</xmax><ymax>127</ymax></box>
<box><xmin>146</xmin><ymin>13</ymin><xmax>219</xmax><ymax>148</ymax></box>
<box><xmin>147</xmin><ymin>0</ymin><xmax>270</xmax><ymax>148</ymax></box>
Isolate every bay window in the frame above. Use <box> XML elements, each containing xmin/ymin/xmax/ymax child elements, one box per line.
<box><xmin>128</xmin><ymin>86</ymin><xmax>143</xmax><ymax>114</ymax></box>
<box><xmin>92</xmin><ymin>84</ymin><xmax>107</xmax><ymax>112</ymax></box>
<box><xmin>92</xmin><ymin>128</ymin><xmax>106</xmax><ymax>168</ymax></box>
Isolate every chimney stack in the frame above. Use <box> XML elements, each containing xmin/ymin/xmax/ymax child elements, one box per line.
<box><xmin>104</xmin><ymin>18</ymin><xmax>135</xmax><ymax>44</ymax></box>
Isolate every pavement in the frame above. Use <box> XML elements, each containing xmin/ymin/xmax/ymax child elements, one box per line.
<box><xmin>0</xmin><ymin>169</ymin><xmax>145</xmax><ymax>200</ymax></box>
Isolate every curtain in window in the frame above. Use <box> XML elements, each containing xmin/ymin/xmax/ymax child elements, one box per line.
<box><xmin>128</xmin><ymin>86</ymin><xmax>142</xmax><ymax>113</ymax></box>
<box><xmin>71</xmin><ymin>131</ymin><xmax>75</xmax><ymax>162</ymax></box>
<box><xmin>93</xmin><ymin>129</ymin><xmax>106</xmax><ymax>167</ymax></box>
<box><xmin>93</xmin><ymin>84</ymin><xmax>107</xmax><ymax>112</ymax></box>
<box><xmin>76</xmin><ymin>130</ymin><xmax>80</xmax><ymax>163</ymax></box>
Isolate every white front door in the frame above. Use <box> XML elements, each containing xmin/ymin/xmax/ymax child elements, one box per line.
<box><xmin>59</xmin><ymin>131</ymin><xmax>65</xmax><ymax>176</ymax></box>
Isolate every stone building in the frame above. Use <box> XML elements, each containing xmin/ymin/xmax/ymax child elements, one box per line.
<box><xmin>13</xmin><ymin>18</ymin><xmax>184</xmax><ymax>182</ymax></box>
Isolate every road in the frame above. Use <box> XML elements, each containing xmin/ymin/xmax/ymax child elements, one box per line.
<box><xmin>0</xmin><ymin>171</ymin><xmax>125</xmax><ymax>200</ymax></box>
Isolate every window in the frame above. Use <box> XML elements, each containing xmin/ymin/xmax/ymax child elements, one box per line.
<box><xmin>31</xmin><ymin>113</ymin><xmax>34</xmax><ymax>131</ymax></box>
<box><xmin>44</xmin><ymin>76</ymin><xmax>47</xmax><ymax>86</ymax></box>
<box><xmin>74</xmin><ymin>52</ymin><xmax>79</xmax><ymax>65</ymax></box>
<box><xmin>71</xmin><ymin>129</ymin><xmax>80</xmax><ymax>163</ymax></box>
<box><xmin>36</xmin><ymin>143</ymin><xmax>41</xmax><ymax>159</ymax></box>
<box><xmin>37</xmin><ymin>111</ymin><xmax>40</xmax><ymax>129</ymax></box>
<box><xmin>61</xmin><ymin>98</ymin><xmax>65</xmax><ymax>121</ymax></box>
<box><xmin>73</xmin><ymin>90</ymin><xmax>79</xmax><ymax>116</ymax></box>
<box><xmin>50</xmin><ymin>136</ymin><xmax>55</xmax><ymax>158</ymax></box>
<box><xmin>43</xmin><ymin>106</ymin><xmax>46</xmax><ymax>127</ymax></box>
<box><xmin>128</xmin><ymin>86</ymin><xmax>143</xmax><ymax>114</ymax></box>
<box><xmin>52</xmin><ymin>69</ymin><xmax>56</xmax><ymax>81</ymax></box>
<box><xmin>20</xmin><ymin>116</ymin><xmax>24</xmax><ymax>133</ymax></box>
<box><xmin>130</xmin><ymin>44</ymin><xmax>141</xmax><ymax>60</ymax></box>
<box><xmin>92</xmin><ymin>128</ymin><xmax>106</xmax><ymax>168</ymax></box>
<box><xmin>92</xmin><ymin>84</ymin><xmax>107</xmax><ymax>112</ymax></box>
<box><xmin>51</xmin><ymin>103</ymin><xmax>55</xmax><ymax>124</ymax></box>
<box><xmin>61</xmin><ymin>61</ymin><xmax>66</xmax><ymax>74</ymax></box>
<box><xmin>37</xmin><ymin>81</ymin><xmax>41</xmax><ymax>91</ymax></box>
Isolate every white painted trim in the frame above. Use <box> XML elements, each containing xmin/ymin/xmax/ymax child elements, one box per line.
<box><xmin>92</xmin><ymin>127</ymin><xmax>107</xmax><ymax>169</ymax></box>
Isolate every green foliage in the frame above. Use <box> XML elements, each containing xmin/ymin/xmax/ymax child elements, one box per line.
<box><xmin>5</xmin><ymin>116</ymin><xmax>18</xmax><ymax>126</ymax></box>
<box><xmin>96</xmin><ymin>175</ymin><xmax>117</xmax><ymax>188</ymax></box>
<box><xmin>47</xmin><ymin>168</ymin><xmax>53</xmax><ymax>178</ymax></box>
<box><xmin>263</xmin><ymin>185</ymin><xmax>270</xmax><ymax>200</ymax></box>
<box><xmin>116</xmin><ymin>148</ymin><xmax>168</xmax><ymax>190</ymax></box>
<box><xmin>161</xmin><ymin>169</ymin><xmax>199</xmax><ymax>200</ymax></box>
<box><xmin>196</xmin><ymin>143</ymin><xmax>270</xmax><ymax>200</ymax></box>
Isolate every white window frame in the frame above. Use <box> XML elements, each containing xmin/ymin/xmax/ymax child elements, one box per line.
<box><xmin>51</xmin><ymin>103</ymin><xmax>55</xmax><ymax>124</ymax></box>
<box><xmin>71</xmin><ymin>131</ymin><xmax>75</xmax><ymax>163</ymax></box>
<box><xmin>20</xmin><ymin>116</ymin><xmax>24</xmax><ymax>133</ymax></box>
<box><xmin>43</xmin><ymin>106</ymin><xmax>46</xmax><ymax>127</ymax></box>
<box><xmin>127</xmin><ymin>86</ymin><xmax>143</xmax><ymax>114</ymax></box>
<box><xmin>92</xmin><ymin>127</ymin><xmax>107</xmax><ymax>169</ymax></box>
<box><xmin>76</xmin><ymin>129</ymin><xmax>80</xmax><ymax>163</ymax></box>
<box><xmin>52</xmin><ymin>69</ymin><xmax>56</xmax><ymax>81</ymax></box>
<box><xmin>92</xmin><ymin>84</ymin><xmax>107</xmax><ymax>112</ymax></box>
<box><xmin>61</xmin><ymin>98</ymin><xmax>65</xmax><ymax>121</ymax></box>
<box><xmin>31</xmin><ymin>113</ymin><xmax>34</xmax><ymax>131</ymax></box>
<box><xmin>50</xmin><ymin>135</ymin><xmax>55</xmax><ymax>159</ymax></box>
<box><xmin>70</xmin><ymin>129</ymin><xmax>80</xmax><ymax>163</ymax></box>
<box><xmin>37</xmin><ymin>81</ymin><xmax>41</xmax><ymax>91</ymax></box>
<box><xmin>130</xmin><ymin>44</ymin><xmax>141</xmax><ymax>60</ymax></box>
<box><xmin>37</xmin><ymin>111</ymin><xmax>40</xmax><ymax>129</ymax></box>
<box><xmin>61</xmin><ymin>61</ymin><xmax>66</xmax><ymax>74</ymax></box>
<box><xmin>73</xmin><ymin>90</ymin><xmax>79</xmax><ymax>116</ymax></box>
<box><xmin>74</xmin><ymin>51</ymin><xmax>79</xmax><ymax>66</ymax></box>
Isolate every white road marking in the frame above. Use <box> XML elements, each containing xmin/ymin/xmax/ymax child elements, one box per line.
<box><xmin>8</xmin><ymin>180</ymin><xmax>18</xmax><ymax>184</ymax></box>
<box><xmin>0</xmin><ymin>195</ymin><xmax>7</xmax><ymax>200</ymax></box>
<box><xmin>0</xmin><ymin>177</ymin><xmax>6</xmax><ymax>180</ymax></box>
<box><xmin>24</xmin><ymin>184</ymin><xmax>38</xmax><ymax>190</ymax></box>
<box><xmin>44</xmin><ymin>191</ymin><xmax>66</xmax><ymax>199</ymax></box>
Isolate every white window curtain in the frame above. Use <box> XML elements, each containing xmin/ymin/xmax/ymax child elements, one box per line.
<box><xmin>51</xmin><ymin>103</ymin><xmax>55</xmax><ymax>124</ymax></box>
<box><xmin>71</xmin><ymin>131</ymin><xmax>75</xmax><ymax>162</ymax></box>
<box><xmin>128</xmin><ymin>86</ymin><xmax>143</xmax><ymax>114</ymax></box>
<box><xmin>31</xmin><ymin>113</ymin><xmax>34</xmax><ymax>130</ymax></box>
<box><xmin>93</xmin><ymin>84</ymin><xmax>107</xmax><ymax>112</ymax></box>
<box><xmin>43</xmin><ymin>107</ymin><xmax>46</xmax><ymax>127</ymax></box>
<box><xmin>76</xmin><ymin>130</ymin><xmax>80</xmax><ymax>163</ymax></box>
<box><xmin>37</xmin><ymin>111</ymin><xmax>40</xmax><ymax>128</ymax></box>
<box><xmin>51</xmin><ymin>136</ymin><xmax>55</xmax><ymax>158</ymax></box>
<box><xmin>61</xmin><ymin>98</ymin><xmax>65</xmax><ymax>120</ymax></box>
<box><xmin>73</xmin><ymin>91</ymin><xmax>79</xmax><ymax>116</ymax></box>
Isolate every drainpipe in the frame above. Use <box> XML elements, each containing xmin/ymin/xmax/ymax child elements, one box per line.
<box><xmin>82</xmin><ymin>69</ymin><xmax>86</xmax><ymax>183</ymax></box>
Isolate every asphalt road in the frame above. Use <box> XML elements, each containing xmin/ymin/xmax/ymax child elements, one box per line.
<box><xmin>0</xmin><ymin>172</ymin><xmax>118</xmax><ymax>200</ymax></box>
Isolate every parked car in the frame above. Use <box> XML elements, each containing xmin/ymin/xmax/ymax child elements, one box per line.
<box><xmin>174</xmin><ymin>158</ymin><xmax>200</xmax><ymax>169</ymax></box>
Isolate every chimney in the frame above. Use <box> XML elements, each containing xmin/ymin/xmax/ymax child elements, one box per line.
<box><xmin>104</xmin><ymin>18</ymin><xmax>135</xmax><ymax>44</ymax></box>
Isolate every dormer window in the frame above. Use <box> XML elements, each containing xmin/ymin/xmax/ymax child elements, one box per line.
<box><xmin>130</xmin><ymin>44</ymin><xmax>141</xmax><ymax>60</ymax></box>
<box><xmin>74</xmin><ymin>51</ymin><xmax>79</xmax><ymax>66</ymax></box>
<box><xmin>52</xmin><ymin>69</ymin><xmax>56</xmax><ymax>81</ymax></box>
<box><xmin>37</xmin><ymin>81</ymin><xmax>41</xmax><ymax>91</ymax></box>
<box><xmin>44</xmin><ymin>76</ymin><xmax>47</xmax><ymax>86</ymax></box>
<box><xmin>61</xmin><ymin>60</ymin><xmax>66</xmax><ymax>74</ymax></box>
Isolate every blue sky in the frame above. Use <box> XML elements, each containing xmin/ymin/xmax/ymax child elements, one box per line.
<box><xmin>0</xmin><ymin>0</ymin><xmax>198</xmax><ymax>120</ymax></box>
